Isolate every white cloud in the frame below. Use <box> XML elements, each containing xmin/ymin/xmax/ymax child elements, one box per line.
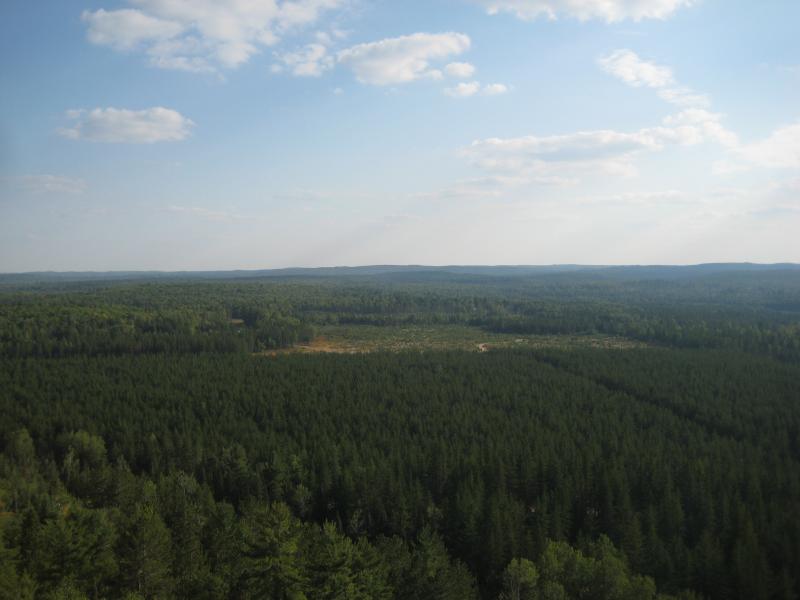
<box><xmin>464</xmin><ymin>129</ymin><xmax>662</xmax><ymax>176</ymax></box>
<box><xmin>337</xmin><ymin>32</ymin><xmax>470</xmax><ymax>85</ymax></box>
<box><xmin>83</xmin><ymin>0</ymin><xmax>346</xmax><ymax>72</ymax></box>
<box><xmin>598</xmin><ymin>49</ymin><xmax>673</xmax><ymax>88</ymax></box>
<box><xmin>445</xmin><ymin>81</ymin><xmax>509</xmax><ymax>98</ymax></box>
<box><xmin>737</xmin><ymin>121</ymin><xmax>800</xmax><ymax>169</ymax></box>
<box><xmin>83</xmin><ymin>9</ymin><xmax>183</xmax><ymax>51</ymax></box>
<box><xmin>474</xmin><ymin>0</ymin><xmax>694</xmax><ymax>22</ymax></box>
<box><xmin>274</xmin><ymin>42</ymin><xmax>333</xmax><ymax>76</ymax></box>
<box><xmin>656</xmin><ymin>86</ymin><xmax>710</xmax><ymax>108</ymax></box>
<box><xmin>2</xmin><ymin>175</ymin><xmax>88</xmax><ymax>195</ymax></box>
<box><xmin>599</xmin><ymin>49</ymin><xmax>709</xmax><ymax>107</ymax></box>
<box><xmin>694</xmin><ymin>119</ymin><xmax>800</xmax><ymax>174</ymax></box>
<box><xmin>445</xmin><ymin>81</ymin><xmax>481</xmax><ymax>97</ymax></box>
<box><xmin>482</xmin><ymin>83</ymin><xmax>509</xmax><ymax>95</ymax></box>
<box><xmin>663</xmin><ymin>109</ymin><xmax>738</xmax><ymax>147</ymax></box>
<box><xmin>462</xmin><ymin>113</ymin><xmax>733</xmax><ymax>181</ymax></box>
<box><xmin>58</xmin><ymin>107</ymin><xmax>194</xmax><ymax>143</ymax></box>
<box><xmin>144</xmin><ymin>36</ymin><xmax>219</xmax><ymax>73</ymax></box>
<box><xmin>596</xmin><ymin>50</ymin><xmax>786</xmax><ymax>175</ymax></box>
<box><xmin>445</xmin><ymin>61</ymin><xmax>476</xmax><ymax>79</ymax></box>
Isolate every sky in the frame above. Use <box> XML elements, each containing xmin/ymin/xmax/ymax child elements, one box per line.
<box><xmin>0</xmin><ymin>0</ymin><xmax>798</xmax><ymax>271</ymax></box>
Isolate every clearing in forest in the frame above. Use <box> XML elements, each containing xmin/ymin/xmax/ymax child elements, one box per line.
<box><xmin>260</xmin><ymin>324</ymin><xmax>645</xmax><ymax>355</ymax></box>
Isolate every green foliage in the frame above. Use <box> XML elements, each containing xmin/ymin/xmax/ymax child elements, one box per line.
<box><xmin>376</xmin><ymin>528</ymin><xmax>479</xmax><ymax>600</ymax></box>
<box><xmin>499</xmin><ymin>537</ymin><xmax>704</xmax><ymax>600</ymax></box>
<box><xmin>1</xmin><ymin>346</ymin><xmax>799</xmax><ymax>597</ymax></box>
<box><xmin>0</xmin><ymin>526</ymin><xmax>28</xmax><ymax>600</ymax></box>
<box><xmin>240</xmin><ymin>502</ymin><xmax>306</xmax><ymax>599</ymax></box>
<box><xmin>303</xmin><ymin>521</ymin><xmax>391</xmax><ymax>599</ymax></box>
<box><xmin>500</xmin><ymin>558</ymin><xmax>538</xmax><ymax>600</ymax></box>
<box><xmin>118</xmin><ymin>502</ymin><xmax>175</xmax><ymax>598</ymax></box>
<box><xmin>2</xmin><ymin>271</ymin><xmax>799</xmax><ymax>361</ymax></box>
<box><xmin>0</xmin><ymin>274</ymin><xmax>798</xmax><ymax>598</ymax></box>
<box><xmin>536</xmin><ymin>536</ymin><xmax>658</xmax><ymax>600</ymax></box>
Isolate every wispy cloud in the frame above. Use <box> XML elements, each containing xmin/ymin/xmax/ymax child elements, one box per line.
<box><xmin>462</xmin><ymin>111</ymin><xmax>736</xmax><ymax>182</ymax></box>
<box><xmin>599</xmin><ymin>49</ymin><xmax>709</xmax><ymax>107</ymax></box>
<box><xmin>273</xmin><ymin>42</ymin><xmax>333</xmax><ymax>76</ymax></box>
<box><xmin>2</xmin><ymin>175</ymin><xmax>88</xmax><ymax>195</ymax></box>
<box><xmin>597</xmin><ymin>50</ymin><xmax>800</xmax><ymax>173</ymax></box>
<box><xmin>737</xmin><ymin>121</ymin><xmax>800</xmax><ymax>169</ymax></box>
<box><xmin>482</xmin><ymin>83</ymin><xmax>509</xmax><ymax>95</ymax></box>
<box><xmin>472</xmin><ymin>0</ymin><xmax>694</xmax><ymax>22</ymax></box>
<box><xmin>445</xmin><ymin>81</ymin><xmax>509</xmax><ymax>97</ymax></box>
<box><xmin>58</xmin><ymin>107</ymin><xmax>194</xmax><ymax>143</ymax></box>
<box><xmin>662</xmin><ymin>109</ymin><xmax>738</xmax><ymax>147</ymax></box>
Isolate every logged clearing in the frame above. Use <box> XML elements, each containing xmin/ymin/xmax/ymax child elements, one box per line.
<box><xmin>259</xmin><ymin>324</ymin><xmax>645</xmax><ymax>355</ymax></box>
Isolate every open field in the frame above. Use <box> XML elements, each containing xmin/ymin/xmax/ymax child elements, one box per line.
<box><xmin>260</xmin><ymin>324</ymin><xmax>646</xmax><ymax>355</ymax></box>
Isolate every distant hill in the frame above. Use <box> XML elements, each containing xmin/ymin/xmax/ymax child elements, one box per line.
<box><xmin>1</xmin><ymin>263</ymin><xmax>799</xmax><ymax>285</ymax></box>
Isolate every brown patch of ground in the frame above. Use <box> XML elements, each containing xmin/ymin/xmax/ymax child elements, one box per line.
<box><xmin>257</xmin><ymin>336</ymin><xmax>364</xmax><ymax>356</ymax></box>
<box><xmin>255</xmin><ymin>326</ymin><xmax>647</xmax><ymax>357</ymax></box>
<box><xmin>294</xmin><ymin>336</ymin><xmax>361</xmax><ymax>354</ymax></box>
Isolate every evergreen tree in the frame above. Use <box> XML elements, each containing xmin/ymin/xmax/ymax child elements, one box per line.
<box><xmin>118</xmin><ymin>504</ymin><xmax>175</xmax><ymax>599</ymax></box>
<box><xmin>240</xmin><ymin>502</ymin><xmax>307</xmax><ymax>599</ymax></box>
<box><xmin>499</xmin><ymin>558</ymin><xmax>538</xmax><ymax>600</ymax></box>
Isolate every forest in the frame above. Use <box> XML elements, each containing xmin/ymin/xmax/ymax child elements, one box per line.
<box><xmin>1</xmin><ymin>265</ymin><xmax>799</xmax><ymax>599</ymax></box>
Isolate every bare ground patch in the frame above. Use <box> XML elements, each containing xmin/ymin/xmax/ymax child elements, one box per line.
<box><xmin>256</xmin><ymin>325</ymin><xmax>646</xmax><ymax>357</ymax></box>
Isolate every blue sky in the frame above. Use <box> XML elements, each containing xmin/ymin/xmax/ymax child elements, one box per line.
<box><xmin>1</xmin><ymin>0</ymin><xmax>798</xmax><ymax>271</ymax></box>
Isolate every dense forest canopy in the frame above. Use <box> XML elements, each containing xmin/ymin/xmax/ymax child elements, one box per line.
<box><xmin>1</xmin><ymin>265</ymin><xmax>799</xmax><ymax>599</ymax></box>
<box><xmin>2</xmin><ymin>265</ymin><xmax>800</xmax><ymax>360</ymax></box>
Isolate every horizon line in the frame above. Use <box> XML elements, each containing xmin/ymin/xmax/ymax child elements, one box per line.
<box><xmin>3</xmin><ymin>262</ymin><xmax>800</xmax><ymax>277</ymax></box>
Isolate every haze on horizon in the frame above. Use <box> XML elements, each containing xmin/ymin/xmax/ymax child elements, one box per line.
<box><xmin>1</xmin><ymin>0</ymin><xmax>799</xmax><ymax>272</ymax></box>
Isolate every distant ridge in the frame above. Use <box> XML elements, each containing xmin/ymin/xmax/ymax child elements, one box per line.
<box><xmin>2</xmin><ymin>263</ymin><xmax>800</xmax><ymax>285</ymax></box>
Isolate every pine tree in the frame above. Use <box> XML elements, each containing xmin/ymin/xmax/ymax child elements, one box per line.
<box><xmin>240</xmin><ymin>502</ymin><xmax>307</xmax><ymax>600</ymax></box>
<box><xmin>0</xmin><ymin>528</ymin><xmax>29</xmax><ymax>600</ymax></box>
<box><xmin>499</xmin><ymin>558</ymin><xmax>539</xmax><ymax>600</ymax></box>
<box><xmin>118</xmin><ymin>504</ymin><xmax>175</xmax><ymax>599</ymax></box>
